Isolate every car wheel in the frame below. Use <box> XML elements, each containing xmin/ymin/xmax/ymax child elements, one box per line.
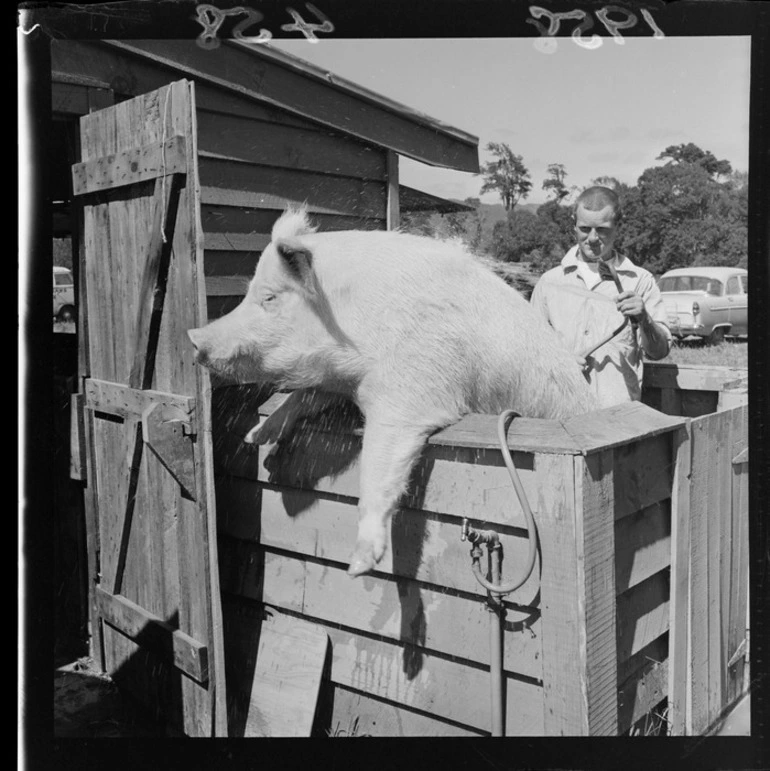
<box><xmin>706</xmin><ymin>327</ymin><xmax>726</xmax><ymax>345</ymax></box>
<box><xmin>57</xmin><ymin>305</ymin><xmax>76</xmax><ymax>323</ymax></box>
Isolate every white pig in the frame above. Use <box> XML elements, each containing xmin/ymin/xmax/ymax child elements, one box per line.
<box><xmin>188</xmin><ymin>207</ymin><xmax>597</xmax><ymax>576</ymax></box>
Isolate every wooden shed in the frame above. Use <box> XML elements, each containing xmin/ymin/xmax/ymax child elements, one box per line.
<box><xmin>50</xmin><ymin>39</ymin><xmax>480</xmax><ymax>737</ymax></box>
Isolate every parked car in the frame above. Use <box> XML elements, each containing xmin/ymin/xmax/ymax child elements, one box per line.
<box><xmin>657</xmin><ymin>266</ymin><xmax>747</xmax><ymax>344</ymax></box>
<box><xmin>53</xmin><ymin>266</ymin><xmax>76</xmax><ymax>321</ymax></box>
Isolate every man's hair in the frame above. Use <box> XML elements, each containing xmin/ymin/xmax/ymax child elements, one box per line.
<box><xmin>574</xmin><ymin>186</ymin><xmax>622</xmax><ymax>224</ymax></box>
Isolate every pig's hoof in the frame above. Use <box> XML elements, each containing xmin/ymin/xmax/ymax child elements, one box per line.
<box><xmin>347</xmin><ymin>549</ymin><xmax>376</xmax><ymax>578</ymax></box>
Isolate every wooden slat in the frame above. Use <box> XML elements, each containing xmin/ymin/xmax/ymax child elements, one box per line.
<box><xmin>84</xmin><ymin>378</ymin><xmax>195</xmax><ymax>422</ymax></box>
<box><xmin>711</xmin><ymin>411</ymin><xmax>731</xmax><ymax>722</ymax></box>
<box><xmin>329</xmin><ymin>686</ymin><xmax>485</xmax><ymax>737</ymax></box>
<box><xmin>386</xmin><ymin>150</ymin><xmax>399</xmax><ymax>230</ymax></box>
<box><xmin>248</xmin><ymin>429</ymin><xmax>546</xmax><ymax>536</ymax></box>
<box><xmin>196</xmin><ymin>110</ymin><xmax>386</xmax><ymax>179</ymax></box>
<box><xmin>616</xmin><ymin>572</ymin><xmax>670</xmax><ymax>663</ymax></box>
<box><xmin>320</xmin><ymin>624</ymin><xmax>544</xmax><ymax>735</ymax></box>
<box><xmin>256</xmin><ymin>550</ymin><xmax>543</xmax><ymax>680</ymax></box>
<box><xmin>204</xmin><ymin>232</ymin><xmax>271</xmax><ymax>252</ymax></box>
<box><xmin>198</xmin><ymin>158</ymin><xmax>387</xmax><ymax>220</ymax></box>
<box><xmin>618</xmin><ymin>655</ymin><xmax>669</xmax><ymax>734</ymax></box>
<box><xmin>243</xmin><ymin>611</ymin><xmax>328</xmax><ymax>737</ymax></box>
<box><xmin>217</xmin><ymin>482</ymin><xmax>541</xmax><ymax>605</ymax></box>
<box><xmin>95</xmin><ymin>587</ymin><xmax>209</xmax><ymax>683</ymax></box>
<box><xmin>689</xmin><ymin>413</ymin><xmax>711</xmax><ymax>734</ymax></box>
<box><xmin>204</xmin><ymin>276</ymin><xmax>251</xmax><ymax>297</ymax></box>
<box><xmin>612</xmin><ymin>434</ymin><xmax>674</xmax><ymax>519</ymax></box>
<box><xmin>576</xmin><ymin>450</ymin><xmax>619</xmax><ymax>735</ymax></box>
<box><xmin>72</xmin><ymin>135</ymin><xmax>187</xmax><ymax>195</ymax></box>
<box><xmin>534</xmin><ymin>454</ymin><xmax>587</xmax><ymax>734</ymax></box>
<box><xmin>668</xmin><ymin>423</ymin><xmax>692</xmax><ymax>736</ymax></box>
<box><xmin>643</xmin><ymin>363</ymin><xmax>748</xmax><ymax>393</ymax></box>
<box><xmin>615</xmin><ymin>501</ymin><xmax>671</xmax><ymax>594</ymax></box>
<box><xmin>201</xmin><ymin>200</ymin><xmax>384</xmax><ymax>236</ymax></box>
<box><xmin>727</xmin><ymin>428</ymin><xmax>749</xmax><ymax>706</ymax></box>
<box><xmin>203</xmin><ymin>251</ymin><xmax>260</xmax><ymax>278</ymax></box>
<box><xmin>128</xmin><ymin>172</ymin><xmax>185</xmax><ymax>389</ymax></box>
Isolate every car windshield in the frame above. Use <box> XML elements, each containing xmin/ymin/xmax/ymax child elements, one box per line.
<box><xmin>54</xmin><ymin>271</ymin><xmax>73</xmax><ymax>286</ymax></box>
<box><xmin>659</xmin><ymin>275</ymin><xmax>723</xmax><ymax>295</ymax></box>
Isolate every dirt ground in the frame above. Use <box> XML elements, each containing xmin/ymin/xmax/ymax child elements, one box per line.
<box><xmin>54</xmin><ymin>652</ymin><xmax>165</xmax><ymax>738</ymax></box>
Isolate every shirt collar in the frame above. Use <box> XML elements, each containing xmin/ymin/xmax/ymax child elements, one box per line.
<box><xmin>561</xmin><ymin>246</ymin><xmax>638</xmax><ymax>278</ymax></box>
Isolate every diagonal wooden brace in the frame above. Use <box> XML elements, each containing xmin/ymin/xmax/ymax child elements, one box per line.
<box><xmin>142</xmin><ymin>402</ymin><xmax>197</xmax><ymax>500</ymax></box>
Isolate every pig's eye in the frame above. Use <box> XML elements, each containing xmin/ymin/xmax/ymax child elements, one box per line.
<box><xmin>261</xmin><ymin>293</ymin><xmax>277</xmax><ymax>306</ymax></box>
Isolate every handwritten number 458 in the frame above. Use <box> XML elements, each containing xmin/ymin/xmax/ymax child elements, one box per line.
<box><xmin>528</xmin><ymin>4</ymin><xmax>664</xmax><ymax>50</ymax></box>
<box><xmin>194</xmin><ymin>3</ymin><xmax>334</xmax><ymax>49</ymax></box>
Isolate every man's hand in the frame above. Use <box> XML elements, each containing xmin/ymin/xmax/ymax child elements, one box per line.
<box><xmin>614</xmin><ymin>290</ymin><xmax>671</xmax><ymax>360</ymax></box>
<box><xmin>615</xmin><ymin>290</ymin><xmax>645</xmax><ymax>322</ymax></box>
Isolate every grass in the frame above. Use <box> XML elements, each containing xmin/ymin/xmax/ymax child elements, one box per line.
<box><xmin>653</xmin><ymin>337</ymin><xmax>748</xmax><ymax>369</ymax></box>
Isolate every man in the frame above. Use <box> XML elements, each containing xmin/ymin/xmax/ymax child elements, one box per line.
<box><xmin>530</xmin><ymin>186</ymin><xmax>671</xmax><ymax>408</ymax></box>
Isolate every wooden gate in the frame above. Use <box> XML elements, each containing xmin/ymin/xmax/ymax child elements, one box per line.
<box><xmin>71</xmin><ymin>80</ymin><xmax>226</xmax><ymax>736</ymax></box>
<box><xmin>668</xmin><ymin>403</ymin><xmax>749</xmax><ymax>735</ymax></box>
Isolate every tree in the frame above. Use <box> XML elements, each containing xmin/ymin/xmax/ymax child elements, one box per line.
<box><xmin>542</xmin><ymin>163</ymin><xmax>569</xmax><ymax>203</ymax></box>
<box><xmin>657</xmin><ymin>142</ymin><xmax>732</xmax><ymax>179</ymax></box>
<box><xmin>478</xmin><ymin>142</ymin><xmax>532</xmax><ymax>212</ymax></box>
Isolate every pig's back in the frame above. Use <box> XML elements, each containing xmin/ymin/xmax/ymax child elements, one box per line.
<box><xmin>306</xmin><ymin>230</ymin><xmax>596</xmax><ymax>420</ymax></box>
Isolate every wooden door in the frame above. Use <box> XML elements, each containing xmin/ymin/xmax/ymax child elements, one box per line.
<box><xmin>685</xmin><ymin>404</ymin><xmax>749</xmax><ymax>734</ymax></box>
<box><xmin>71</xmin><ymin>80</ymin><xmax>226</xmax><ymax>736</ymax></box>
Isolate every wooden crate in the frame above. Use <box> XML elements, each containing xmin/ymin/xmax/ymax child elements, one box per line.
<box><xmin>212</xmin><ymin>389</ymin><xmax>693</xmax><ymax>736</ymax></box>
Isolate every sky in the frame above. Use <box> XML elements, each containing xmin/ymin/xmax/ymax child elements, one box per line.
<box><xmin>270</xmin><ymin>36</ymin><xmax>751</xmax><ymax>206</ymax></box>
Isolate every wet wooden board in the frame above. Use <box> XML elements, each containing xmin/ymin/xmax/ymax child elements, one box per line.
<box><xmin>244</xmin><ymin>611</ymin><xmax>328</xmax><ymax>737</ymax></box>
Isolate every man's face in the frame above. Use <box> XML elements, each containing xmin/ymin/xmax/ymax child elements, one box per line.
<box><xmin>575</xmin><ymin>204</ymin><xmax>618</xmax><ymax>263</ymax></box>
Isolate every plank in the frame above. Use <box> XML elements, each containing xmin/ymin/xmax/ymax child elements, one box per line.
<box><xmin>198</xmin><ymin>158</ymin><xmax>388</xmax><ymax>220</ymax></box>
<box><xmin>243</xmin><ymin>611</ymin><xmax>328</xmax><ymax>737</ymax></box>
<box><xmin>617</xmin><ymin>656</ymin><xmax>669</xmax><ymax>735</ymax></box>
<box><xmin>249</xmin><ymin>429</ymin><xmax>548</xmax><ymax>537</ymax></box>
<box><xmin>329</xmin><ymin>686</ymin><xmax>484</xmax><ymax>737</ymax></box>
<box><xmin>204</xmin><ymin>232</ymin><xmax>271</xmax><ymax>252</ymax></box>
<box><xmin>575</xmin><ymin>451</ymin><xmax>619</xmax><ymax>736</ymax></box>
<box><xmin>616</xmin><ymin>571</ymin><xmax>670</xmax><ymax>663</ymax></box>
<box><xmin>533</xmin><ymin>454</ymin><xmax>588</xmax><ymax>735</ymax></box>
<box><xmin>668</xmin><ymin>423</ymin><xmax>692</xmax><ymax>736</ymax></box>
<box><xmin>386</xmin><ymin>150</ymin><xmax>399</xmax><ymax>230</ymax></box>
<box><xmin>52</xmin><ymin>80</ymin><xmax>114</xmax><ymax>116</ymax></box>
<box><xmin>196</xmin><ymin>109</ymin><xmax>387</xmax><ymax>179</ymax></box>
<box><xmin>200</xmin><ymin>202</ymin><xmax>383</xmax><ymax>238</ymax></box>
<box><xmin>562</xmin><ymin>401</ymin><xmax>686</xmax><ymax>455</ymax></box>
<box><xmin>202</xmin><ymin>251</ymin><xmax>260</xmax><ymax>278</ymax></box>
<box><xmin>642</xmin><ymin>363</ymin><xmax>748</xmax><ymax>393</ymax></box>
<box><xmin>727</xmin><ymin>430</ymin><xmax>749</xmax><ymax>705</ymax></box>
<box><xmin>204</xmin><ymin>276</ymin><xmax>251</xmax><ymax>297</ymax></box>
<box><xmin>95</xmin><ymin>587</ymin><xmax>209</xmax><ymax>683</ymax></box>
<box><xmin>84</xmin><ymin>378</ymin><xmax>195</xmax><ymax>421</ymax></box>
<box><xmin>615</xmin><ymin>501</ymin><xmax>671</xmax><ymax>594</ymax></box>
<box><xmin>255</xmin><ymin>550</ymin><xmax>543</xmax><ymax>680</ymax></box>
<box><xmin>320</xmin><ymin>624</ymin><xmax>544</xmax><ymax>735</ymax></box>
<box><xmin>612</xmin><ymin>434</ymin><xmax>674</xmax><ymax>519</ymax></box>
<box><xmin>71</xmin><ymin>135</ymin><xmax>187</xmax><ymax>195</ymax></box>
<box><xmin>221</xmin><ymin>483</ymin><xmax>542</xmax><ymax>605</ymax></box>
<box><xmin>688</xmin><ymin>413</ymin><xmax>712</xmax><ymax>734</ymax></box>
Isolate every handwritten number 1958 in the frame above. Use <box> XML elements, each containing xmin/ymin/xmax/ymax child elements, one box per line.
<box><xmin>528</xmin><ymin>5</ymin><xmax>664</xmax><ymax>50</ymax></box>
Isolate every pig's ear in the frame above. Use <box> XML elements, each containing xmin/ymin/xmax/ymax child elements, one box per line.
<box><xmin>276</xmin><ymin>240</ymin><xmax>314</xmax><ymax>290</ymax></box>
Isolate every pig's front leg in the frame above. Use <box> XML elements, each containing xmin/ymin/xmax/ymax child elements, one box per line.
<box><xmin>244</xmin><ymin>389</ymin><xmax>343</xmax><ymax>445</ymax></box>
<box><xmin>348</xmin><ymin>418</ymin><xmax>434</xmax><ymax>577</ymax></box>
